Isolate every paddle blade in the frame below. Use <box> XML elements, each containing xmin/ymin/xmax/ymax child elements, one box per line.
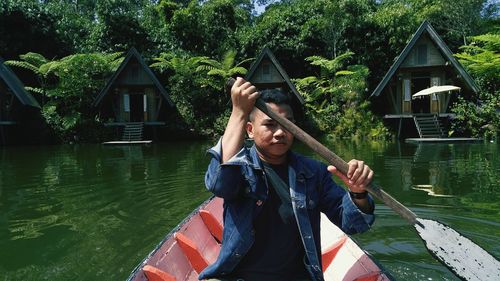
<box><xmin>415</xmin><ymin>218</ymin><xmax>500</xmax><ymax>281</ymax></box>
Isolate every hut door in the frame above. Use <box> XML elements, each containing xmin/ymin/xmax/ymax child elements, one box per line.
<box><xmin>411</xmin><ymin>77</ymin><xmax>430</xmax><ymax>114</ymax></box>
<box><xmin>129</xmin><ymin>93</ymin><xmax>144</xmax><ymax>122</ymax></box>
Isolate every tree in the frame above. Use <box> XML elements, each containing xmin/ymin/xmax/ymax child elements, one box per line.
<box><xmin>239</xmin><ymin>0</ymin><xmax>328</xmax><ymax>77</ymax></box>
<box><xmin>168</xmin><ymin>0</ymin><xmax>251</xmax><ymax>56</ymax></box>
<box><xmin>86</xmin><ymin>0</ymin><xmax>155</xmax><ymax>53</ymax></box>
<box><xmin>0</xmin><ymin>1</ymin><xmax>70</xmax><ymax>59</ymax></box>
<box><xmin>420</xmin><ymin>0</ymin><xmax>497</xmax><ymax>46</ymax></box>
<box><xmin>456</xmin><ymin>33</ymin><xmax>500</xmax><ymax>93</ymax></box>
<box><xmin>450</xmin><ymin>33</ymin><xmax>499</xmax><ymax>139</ymax></box>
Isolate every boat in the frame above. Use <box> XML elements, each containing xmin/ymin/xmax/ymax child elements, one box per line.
<box><xmin>127</xmin><ymin>196</ymin><xmax>391</xmax><ymax>281</ymax></box>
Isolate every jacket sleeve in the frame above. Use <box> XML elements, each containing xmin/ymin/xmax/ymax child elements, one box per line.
<box><xmin>204</xmin><ymin>138</ymin><xmax>248</xmax><ymax>200</ymax></box>
<box><xmin>318</xmin><ymin>163</ymin><xmax>375</xmax><ymax>234</ymax></box>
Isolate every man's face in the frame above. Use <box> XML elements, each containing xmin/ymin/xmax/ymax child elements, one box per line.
<box><xmin>246</xmin><ymin>103</ymin><xmax>294</xmax><ymax>164</ymax></box>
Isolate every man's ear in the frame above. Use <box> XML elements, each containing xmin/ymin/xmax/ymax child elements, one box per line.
<box><xmin>246</xmin><ymin>121</ymin><xmax>254</xmax><ymax>139</ymax></box>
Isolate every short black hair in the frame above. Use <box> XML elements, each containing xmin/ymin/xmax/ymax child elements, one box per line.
<box><xmin>249</xmin><ymin>88</ymin><xmax>293</xmax><ymax>121</ymax></box>
<box><xmin>259</xmin><ymin>88</ymin><xmax>291</xmax><ymax>106</ymax></box>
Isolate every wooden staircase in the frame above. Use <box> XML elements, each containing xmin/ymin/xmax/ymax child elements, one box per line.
<box><xmin>122</xmin><ymin>122</ymin><xmax>144</xmax><ymax>141</ymax></box>
<box><xmin>413</xmin><ymin>114</ymin><xmax>445</xmax><ymax>138</ymax></box>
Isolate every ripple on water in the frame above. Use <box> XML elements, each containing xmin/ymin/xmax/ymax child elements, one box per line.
<box><xmin>1</xmin><ymin>142</ymin><xmax>498</xmax><ymax>281</ymax></box>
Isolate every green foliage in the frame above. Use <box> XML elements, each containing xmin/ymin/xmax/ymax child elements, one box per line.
<box><xmin>151</xmin><ymin>52</ymin><xmax>230</xmax><ymax>137</ymax></box>
<box><xmin>456</xmin><ymin>33</ymin><xmax>500</xmax><ymax>93</ymax></box>
<box><xmin>295</xmin><ymin>52</ymin><xmax>391</xmax><ymax>140</ymax></box>
<box><xmin>239</xmin><ymin>0</ymin><xmax>327</xmax><ymax>75</ymax></box>
<box><xmin>196</xmin><ymin>49</ymin><xmax>254</xmax><ymax>90</ymax></box>
<box><xmin>156</xmin><ymin>0</ymin><xmax>180</xmax><ymax>22</ymax></box>
<box><xmin>2</xmin><ymin>0</ymin><xmax>497</xmax><ymax>143</ymax></box>
<box><xmin>450</xmin><ymin>33</ymin><xmax>500</xmax><ymax>140</ymax></box>
<box><xmin>168</xmin><ymin>0</ymin><xmax>251</xmax><ymax>56</ymax></box>
<box><xmin>7</xmin><ymin>52</ymin><xmax>123</xmax><ymax>142</ymax></box>
<box><xmin>0</xmin><ymin>0</ymin><xmax>71</xmax><ymax>59</ymax></box>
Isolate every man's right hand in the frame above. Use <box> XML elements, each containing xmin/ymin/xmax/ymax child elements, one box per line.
<box><xmin>230</xmin><ymin>77</ymin><xmax>260</xmax><ymax>118</ymax></box>
<box><xmin>221</xmin><ymin>77</ymin><xmax>259</xmax><ymax>163</ymax></box>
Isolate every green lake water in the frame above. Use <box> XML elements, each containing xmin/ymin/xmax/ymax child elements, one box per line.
<box><xmin>0</xmin><ymin>140</ymin><xmax>498</xmax><ymax>280</ymax></box>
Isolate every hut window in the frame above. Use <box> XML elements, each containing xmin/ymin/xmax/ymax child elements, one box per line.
<box><xmin>143</xmin><ymin>95</ymin><xmax>147</xmax><ymax>112</ymax></box>
<box><xmin>262</xmin><ymin>63</ymin><xmax>270</xmax><ymax>81</ymax></box>
<box><xmin>417</xmin><ymin>45</ymin><xmax>428</xmax><ymax>65</ymax></box>
<box><xmin>124</xmin><ymin>94</ymin><xmax>130</xmax><ymax>112</ymax></box>
<box><xmin>263</xmin><ymin>63</ymin><xmax>270</xmax><ymax>75</ymax></box>
<box><xmin>403</xmin><ymin>79</ymin><xmax>411</xmax><ymax>101</ymax></box>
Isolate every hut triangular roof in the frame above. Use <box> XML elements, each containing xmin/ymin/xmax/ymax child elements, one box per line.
<box><xmin>0</xmin><ymin>57</ymin><xmax>40</xmax><ymax>108</ymax></box>
<box><xmin>245</xmin><ymin>47</ymin><xmax>305</xmax><ymax>105</ymax></box>
<box><xmin>92</xmin><ymin>47</ymin><xmax>174</xmax><ymax>107</ymax></box>
<box><xmin>370</xmin><ymin>20</ymin><xmax>479</xmax><ymax>98</ymax></box>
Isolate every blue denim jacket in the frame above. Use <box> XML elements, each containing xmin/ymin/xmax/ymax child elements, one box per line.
<box><xmin>199</xmin><ymin>139</ymin><xmax>375</xmax><ymax>281</ymax></box>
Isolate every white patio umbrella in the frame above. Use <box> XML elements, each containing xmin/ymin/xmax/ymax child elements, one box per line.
<box><xmin>412</xmin><ymin>85</ymin><xmax>461</xmax><ymax>98</ymax></box>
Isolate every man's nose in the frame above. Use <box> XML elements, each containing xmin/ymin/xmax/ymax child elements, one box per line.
<box><xmin>274</xmin><ymin>126</ymin><xmax>287</xmax><ymax>137</ymax></box>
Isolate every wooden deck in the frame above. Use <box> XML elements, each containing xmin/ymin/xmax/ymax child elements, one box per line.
<box><xmin>405</xmin><ymin>137</ymin><xmax>482</xmax><ymax>143</ymax></box>
<box><xmin>102</xmin><ymin>140</ymin><xmax>152</xmax><ymax>145</ymax></box>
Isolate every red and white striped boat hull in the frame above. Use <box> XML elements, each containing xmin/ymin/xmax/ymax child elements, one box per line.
<box><xmin>128</xmin><ymin>196</ymin><xmax>390</xmax><ymax>281</ymax></box>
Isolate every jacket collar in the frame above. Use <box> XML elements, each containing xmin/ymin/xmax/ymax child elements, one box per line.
<box><xmin>249</xmin><ymin>144</ymin><xmax>314</xmax><ymax>179</ymax></box>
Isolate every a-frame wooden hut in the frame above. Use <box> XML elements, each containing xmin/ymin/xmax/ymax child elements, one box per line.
<box><xmin>93</xmin><ymin>48</ymin><xmax>175</xmax><ymax>141</ymax></box>
<box><xmin>245</xmin><ymin>47</ymin><xmax>305</xmax><ymax>115</ymax></box>
<box><xmin>0</xmin><ymin>57</ymin><xmax>41</xmax><ymax>144</ymax></box>
<box><xmin>370</xmin><ymin>21</ymin><xmax>478</xmax><ymax>138</ymax></box>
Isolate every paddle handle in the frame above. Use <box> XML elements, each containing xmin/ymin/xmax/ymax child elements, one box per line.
<box><xmin>226</xmin><ymin>78</ymin><xmax>418</xmax><ymax>224</ymax></box>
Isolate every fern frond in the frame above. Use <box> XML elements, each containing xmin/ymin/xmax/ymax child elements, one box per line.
<box><xmin>235</xmin><ymin>57</ymin><xmax>255</xmax><ymax>67</ymax></box>
<box><xmin>296</xmin><ymin>76</ymin><xmax>319</xmax><ymax>86</ymax></box>
<box><xmin>335</xmin><ymin>70</ymin><xmax>355</xmax><ymax>76</ymax></box>
<box><xmin>222</xmin><ymin>49</ymin><xmax>237</xmax><ymax>69</ymax></box>
<box><xmin>207</xmin><ymin>69</ymin><xmax>227</xmax><ymax>77</ymax></box>
<box><xmin>19</xmin><ymin>52</ymin><xmax>48</xmax><ymax>67</ymax></box>
<box><xmin>198</xmin><ymin>58</ymin><xmax>220</xmax><ymax>68</ymax></box>
<box><xmin>25</xmin><ymin>86</ymin><xmax>45</xmax><ymax>95</ymax></box>
<box><xmin>4</xmin><ymin>60</ymin><xmax>39</xmax><ymax>74</ymax></box>
<box><xmin>228</xmin><ymin>67</ymin><xmax>247</xmax><ymax>76</ymax></box>
<box><xmin>196</xmin><ymin>65</ymin><xmax>215</xmax><ymax>72</ymax></box>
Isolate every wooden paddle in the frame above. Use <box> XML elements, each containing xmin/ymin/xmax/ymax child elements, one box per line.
<box><xmin>225</xmin><ymin>77</ymin><xmax>500</xmax><ymax>281</ymax></box>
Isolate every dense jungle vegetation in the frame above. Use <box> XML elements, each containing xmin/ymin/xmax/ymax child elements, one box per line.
<box><xmin>0</xmin><ymin>0</ymin><xmax>498</xmax><ymax>142</ymax></box>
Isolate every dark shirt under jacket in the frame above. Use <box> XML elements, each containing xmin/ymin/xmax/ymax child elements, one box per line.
<box><xmin>228</xmin><ymin>163</ymin><xmax>310</xmax><ymax>281</ymax></box>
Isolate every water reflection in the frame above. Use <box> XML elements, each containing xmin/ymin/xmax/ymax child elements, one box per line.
<box><xmin>0</xmin><ymin>142</ymin><xmax>212</xmax><ymax>280</ymax></box>
<box><xmin>373</xmin><ymin>142</ymin><xmax>498</xmax><ymax>197</ymax></box>
<box><xmin>0</xmin><ymin>140</ymin><xmax>498</xmax><ymax>281</ymax></box>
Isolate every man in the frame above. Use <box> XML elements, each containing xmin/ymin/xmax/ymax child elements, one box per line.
<box><xmin>200</xmin><ymin>77</ymin><xmax>375</xmax><ymax>281</ymax></box>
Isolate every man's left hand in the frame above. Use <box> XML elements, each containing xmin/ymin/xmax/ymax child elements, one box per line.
<box><xmin>327</xmin><ymin>159</ymin><xmax>374</xmax><ymax>193</ymax></box>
